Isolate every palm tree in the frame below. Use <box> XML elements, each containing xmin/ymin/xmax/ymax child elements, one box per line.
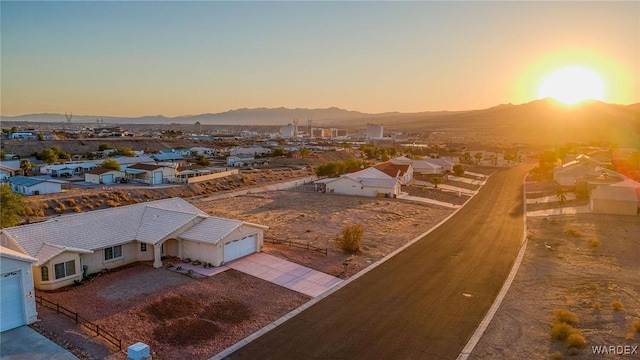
<box><xmin>555</xmin><ymin>187</ymin><xmax>567</xmax><ymax>204</ymax></box>
<box><xmin>19</xmin><ymin>159</ymin><xmax>32</xmax><ymax>175</ymax></box>
<box><xmin>474</xmin><ymin>152</ymin><xmax>483</xmax><ymax>164</ymax></box>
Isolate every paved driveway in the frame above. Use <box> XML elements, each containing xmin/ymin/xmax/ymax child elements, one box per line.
<box><xmin>227</xmin><ymin>253</ymin><xmax>342</xmax><ymax>297</ymax></box>
<box><xmin>0</xmin><ymin>326</ymin><xmax>78</xmax><ymax>360</ymax></box>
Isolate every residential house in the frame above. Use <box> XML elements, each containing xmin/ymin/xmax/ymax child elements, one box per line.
<box><xmin>227</xmin><ymin>154</ymin><xmax>255</xmax><ymax>167</ymax></box>
<box><xmin>554</xmin><ymin>154</ymin><xmax>622</xmax><ymax>187</ymax></box>
<box><xmin>590</xmin><ymin>179</ymin><xmax>640</xmax><ymax>216</ymax></box>
<box><xmin>189</xmin><ymin>147</ymin><xmax>216</xmax><ymax>157</ymax></box>
<box><xmin>106</xmin><ymin>156</ymin><xmax>156</xmax><ymax>170</ymax></box>
<box><xmin>8</xmin><ymin>176</ymin><xmax>62</xmax><ymax>196</ymax></box>
<box><xmin>125</xmin><ymin>163</ymin><xmax>177</xmax><ymax>185</ymax></box>
<box><xmin>374</xmin><ymin>162</ymin><xmax>414</xmax><ymax>185</ymax></box>
<box><xmin>0</xmin><ymin>160</ymin><xmax>23</xmax><ymax>179</ymax></box>
<box><xmin>151</xmin><ymin>153</ymin><xmax>186</xmax><ymax>165</ymax></box>
<box><xmin>391</xmin><ymin>156</ymin><xmax>443</xmax><ymax>174</ymax></box>
<box><xmin>0</xmin><ymin>198</ymin><xmax>268</xmax><ymax>291</ymax></box>
<box><xmin>229</xmin><ymin>146</ymin><xmax>271</xmax><ymax>156</ymax></box>
<box><xmin>0</xmin><ymin>246</ymin><xmax>37</xmax><ymax>332</ymax></box>
<box><xmin>41</xmin><ymin>162</ymin><xmax>97</xmax><ymax>177</ymax></box>
<box><xmin>320</xmin><ymin>167</ymin><xmax>401</xmax><ymax>198</ymax></box>
<box><xmin>177</xmin><ymin>165</ymin><xmax>212</xmax><ymax>180</ymax></box>
<box><xmin>84</xmin><ymin>168</ymin><xmax>125</xmax><ymax>184</ymax></box>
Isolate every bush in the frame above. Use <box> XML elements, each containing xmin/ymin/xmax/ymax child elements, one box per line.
<box><xmin>565</xmin><ymin>228</ymin><xmax>582</xmax><ymax>237</ymax></box>
<box><xmin>106</xmin><ymin>200</ymin><xmax>118</xmax><ymax>207</ymax></box>
<box><xmin>592</xmin><ymin>301</ymin><xmax>601</xmax><ymax>310</ymax></box>
<box><xmin>67</xmin><ymin>198</ymin><xmax>77</xmax><ymax>206</ymax></box>
<box><xmin>551</xmin><ymin>322</ymin><xmax>578</xmax><ymax>340</ymax></box>
<box><xmin>633</xmin><ymin>320</ymin><xmax>640</xmax><ymax>333</ymax></box>
<box><xmin>549</xmin><ymin>351</ymin><xmax>563</xmax><ymax>360</ymax></box>
<box><xmin>72</xmin><ymin>206</ymin><xmax>81</xmax><ymax>213</ymax></box>
<box><xmin>553</xmin><ymin>309</ymin><xmax>579</xmax><ymax>325</ymax></box>
<box><xmin>85</xmin><ymin>204</ymin><xmax>94</xmax><ymax>210</ymax></box>
<box><xmin>54</xmin><ymin>207</ymin><xmax>63</xmax><ymax>214</ymax></box>
<box><xmin>590</xmin><ymin>238</ymin><xmax>601</xmax><ymax>249</ymax></box>
<box><xmin>336</xmin><ymin>224</ymin><xmax>364</xmax><ymax>253</ymax></box>
<box><xmin>611</xmin><ymin>301</ymin><xmax>624</xmax><ymax>311</ymax></box>
<box><xmin>566</xmin><ymin>333</ymin><xmax>586</xmax><ymax>348</ymax></box>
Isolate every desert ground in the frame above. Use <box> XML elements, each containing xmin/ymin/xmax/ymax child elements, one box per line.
<box><xmin>470</xmin><ymin>213</ymin><xmax>640</xmax><ymax>359</ymax></box>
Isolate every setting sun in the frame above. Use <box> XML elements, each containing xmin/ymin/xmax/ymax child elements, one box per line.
<box><xmin>538</xmin><ymin>66</ymin><xmax>605</xmax><ymax>104</ymax></box>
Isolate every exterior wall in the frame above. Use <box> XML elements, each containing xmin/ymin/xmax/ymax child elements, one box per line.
<box><xmin>162</xmin><ymin>239</ymin><xmax>180</xmax><ymax>257</ymax></box>
<box><xmin>182</xmin><ymin>242</ymin><xmax>219</xmax><ymax>266</ymax></box>
<box><xmin>13</xmin><ymin>182</ymin><xmax>61</xmax><ymax>196</ymax></box>
<box><xmin>185</xmin><ymin>170</ymin><xmax>238</xmax><ymax>184</ymax></box>
<box><xmin>326</xmin><ymin>177</ymin><xmax>400</xmax><ymax>198</ymax></box>
<box><xmin>34</xmin><ymin>252</ymin><xmax>82</xmax><ymax>291</ymax></box>
<box><xmin>80</xmin><ymin>242</ymin><xmax>140</xmax><ymax>275</ymax></box>
<box><xmin>85</xmin><ymin>173</ymin><xmax>102</xmax><ymax>184</ymax></box>
<box><xmin>590</xmin><ymin>198</ymin><xmax>638</xmax><ymax>215</ymax></box>
<box><xmin>0</xmin><ymin>256</ymin><xmax>37</xmax><ymax>326</ymax></box>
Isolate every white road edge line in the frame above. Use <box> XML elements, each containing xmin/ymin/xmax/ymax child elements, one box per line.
<box><xmin>210</xmin><ymin>170</ymin><xmax>496</xmax><ymax>360</ymax></box>
<box><xmin>456</xmin><ymin>173</ymin><xmax>529</xmax><ymax>360</ymax></box>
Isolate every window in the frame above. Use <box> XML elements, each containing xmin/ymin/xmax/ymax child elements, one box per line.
<box><xmin>54</xmin><ymin>260</ymin><xmax>76</xmax><ymax>279</ymax></box>
<box><xmin>41</xmin><ymin>266</ymin><xmax>49</xmax><ymax>281</ymax></box>
<box><xmin>104</xmin><ymin>245</ymin><xmax>123</xmax><ymax>261</ymax></box>
<box><xmin>140</xmin><ymin>243</ymin><xmax>147</xmax><ymax>252</ymax></box>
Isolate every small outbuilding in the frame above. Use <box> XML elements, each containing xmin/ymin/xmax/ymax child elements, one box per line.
<box><xmin>0</xmin><ymin>246</ymin><xmax>38</xmax><ymax>332</ymax></box>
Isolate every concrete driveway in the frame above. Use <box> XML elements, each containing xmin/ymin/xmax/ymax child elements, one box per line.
<box><xmin>227</xmin><ymin>253</ymin><xmax>342</xmax><ymax>297</ymax></box>
<box><xmin>0</xmin><ymin>326</ymin><xmax>78</xmax><ymax>360</ymax></box>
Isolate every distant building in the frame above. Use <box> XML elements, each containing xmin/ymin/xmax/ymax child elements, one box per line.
<box><xmin>280</xmin><ymin>123</ymin><xmax>298</xmax><ymax>139</ymax></box>
<box><xmin>366</xmin><ymin>124</ymin><xmax>384</xmax><ymax>140</ymax></box>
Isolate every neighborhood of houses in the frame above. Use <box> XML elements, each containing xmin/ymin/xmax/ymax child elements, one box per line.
<box><xmin>0</xmin><ymin>135</ymin><xmax>638</xmax><ymax>346</ymax></box>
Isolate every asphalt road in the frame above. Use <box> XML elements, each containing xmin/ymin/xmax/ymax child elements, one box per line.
<box><xmin>226</xmin><ymin>165</ymin><xmax>531</xmax><ymax>360</ymax></box>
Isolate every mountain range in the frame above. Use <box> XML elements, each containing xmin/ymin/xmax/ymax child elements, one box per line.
<box><xmin>2</xmin><ymin>99</ymin><xmax>639</xmax><ymax>146</ymax></box>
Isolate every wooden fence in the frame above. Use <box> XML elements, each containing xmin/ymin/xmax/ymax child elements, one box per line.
<box><xmin>35</xmin><ymin>295</ymin><xmax>122</xmax><ymax>350</ymax></box>
<box><xmin>264</xmin><ymin>237</ymin><xmax>327</xmax><ymax>256</ymax></box>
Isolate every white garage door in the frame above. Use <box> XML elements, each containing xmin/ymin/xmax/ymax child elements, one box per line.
<box><xmin>224</xmin><ymin>236</ymin><xmax>256</xmax><ymax>263</ymax></box>
<box><xmin>102</xmin><ymin>174</ymin><xmax>114</xmax><ymax>184</ymax></box>
<box><xmin>1</xmin><ymin>271</ymin><xmax>25</xmax><ymax>332</ymax></box>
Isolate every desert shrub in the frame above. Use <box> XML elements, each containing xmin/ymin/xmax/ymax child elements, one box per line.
<box><xmin>101</xmin><ymin>192</ymin><xmax>110</xmax><ymax>198</ymax></box>
<box><xmin>590</xmin><ymin>238</ymin><xmax>601</xmax><ymax>249</ymax></box>
<box><xmin>634</xmin><ymin>320</ymin><xmax>640</xmax><ymax>333</ymax></box>
<box><xmin>592</xmin><ymin>301</ymin><xmax>601</xmax><ymax>310</ymax></box>
<box><xmin>144</xmin><ymin>193</ymin><xmax>153</xmax><ymax>199</ymax></box>
<box><xmin>72</xmin><ymin>206</ymin><xmax>81</xmax><ymax>213</ymax></box>
<box><xmin>96</xmin><ymin>200</ymin><xmax>104</xmax><ymax>206</ymax></box>
<box><xmin>336</xmin><ymin>224</ymin><xmax>364</xmax><ymax>253</ymax></box>
<box><xmin>106</xmin><ymin>200</ymin><xmax>118</xmax><ymax>207</ymax></box>
<box><xmin>551</xmin><ymin>322</ymin><xmax>578</xmax><ymax>340</ymax></box>
<box><xmin>54</xmin><ymin>207</ymin><xmax>63</xmax><ymax>214</ymax></box>
<box><xmin>41</xmin><ymin>202</ymin><xmax>50</xmax><ymax>209</ymax></box>
<box><xmin>626</xmin><ymin>332</ymin><xmax>636</xmax><ymax>340</ymax></box>
<box><xmin>548</xmin><ymin>351</ymin><xmax>563</xmax><ymax>360</ymax></box>
<box><xmin>566</xmin><ymin>333</ymin><xmax>586</xmax><ymax>348</ymax></box>
<box><xmin>85</xmin><ymin>204</ymin><xmax>94</xmax><ymax>210</ymax></box>
<box><xmin>553</xmin><ymin>309</ymin><xmax>579</xmax><ymax>325</ymax></box>
<box><xmin>58</xmin><ymin>203</ymin><xmax>67</xmax><ymax>211</ymax></box>
<box><xmin>24</xmin><ymin>207</ymin><xmax>35</xmax><ymax>216</ymax></box>
<box><xmin>67</xmin><ymin>198</ymin><xmax>77</xmax><ymax>206</ymax></box>
<box><xmin>565</xmin><ymin>228</ymin><xmax>582</xmax><ymax>237</ymax></box>
<box><xmin>611</xmin><ymin>301</ymin><xmax>624</xmax><ymax>311</ymax></box>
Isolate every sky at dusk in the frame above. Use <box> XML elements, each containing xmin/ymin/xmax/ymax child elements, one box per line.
<box><xmin>1</xmin><ymin>1</ymin><xmax>638</xmax><ymax>117</ymax></box>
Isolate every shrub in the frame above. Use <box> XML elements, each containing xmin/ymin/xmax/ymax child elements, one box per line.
<box><xmin>336</xmin><ymin>224</ymin><xmax>364</xmax><ymax>253</ymax></box>
<box><xmin>549</xmin><ymin>351</ymin><xmax>563</xmax><ymax>360</ymax></box>
<box><xmin>106</xmin><ymin>200</ymin><xmax>118</xmax><ymax>207</ymax></box>
<box><xmin>101</xmin><ymin>192</ymin><xmax>110</xmax><ymax>198</ymax></box>
<box><xmin>566</xmin><ymin>333</ymin><xmax>586</xmax><ymax>348</ymax></box>
<box><xmin>590</xmin><ymin>238</ymin><xmax>601</xmax><ymax>249</ymax></box>
<box><xmin>54</xmin><ymin>207</ymin><xmax>63</xmax><ymax>214</ymax></box>
<box><xmin>611</xmin><ymin>301</ymin><xmax>624</xmax><ymax>311</ymax></box>
<box><xmin>72</xmin><ymin>206</ymin><xmax>81</xmax><ymax>213</ymax></box>
<box><xmin>24</xmin><ymin>207</ymin><xmax>34</xmax><ymax>216</ymax></box>
<box><xmin>67</xmin><ymin>198</ymin><xmax>77</xmax><ymax>206</ymax></box>
<box><xmin>633</xmin><ymin>320</ymin><xmax>640</xmax><ymax>333</ymax></box>
<box><xmin>565</xmin><ymin>228</ymin><xmax>582</xmax><ymax>237</ymax></box>
<box><xmin>626</xmin><ymin>332</ymin><xmax>636</xmax><ymax>340</ymax></box>
<box><xmin>553</xmin><ymin>309</ymin><xmax>579</xmax><ymax>325</ymax></box>
<box><xmin>551</xmin><ymin>322</ymin><xmax>578</xmax><ymax>340</ymax></box>
<box><xmin>85</xmin><ymin>204</ymin><xmax>94</xmax><ymax>210</ymax></box>
<box><xmin>592</xmin><ymin>301</ymin><xmax>601</xmax><ymax>310</ymax></box>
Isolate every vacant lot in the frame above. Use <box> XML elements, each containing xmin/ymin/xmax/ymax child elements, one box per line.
<box><xmin>470</xmin><ymin>214</ymin><xmax>640</xmax><ymax>359</ymax></box>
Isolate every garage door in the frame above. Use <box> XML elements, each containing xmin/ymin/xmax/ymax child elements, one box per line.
<box><xmin>1</xmin><ymin>271</ymin><xmax>25</xmax><ymax>332</ymax></box>
<box><xmin>102</xmin><ymin>174</ymin><xmax>114</xmax><ymax>184</ymax></box>
<box><xmin>224</xmin><ymin>236</ymin><xmax>256</xmax><ymax>263</ymax></box>
<box><xmin>153</xmin><ymin>171</ymin><xmax>163</xmax><ymax>185</ymax></box>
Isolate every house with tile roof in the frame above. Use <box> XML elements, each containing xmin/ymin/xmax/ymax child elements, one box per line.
<box><xmin>391</xmin><ymin>156</ymin><xmax>443</xmax><ymax>174</ymax></box>
<box><xmin>124</xmin><ymin>163</ymin><xmax>178</xmax><ymax>185</ymax></box>
<box><xmin>0</xmin><ymin>198</ymin><xmax>267</xmax><ymax>290</ymax></box>
<box><xmin>374</xmin><ymin>162</ymin><xmax>414</xmax><ymax>185</ymax></box>
<box><xmin>320</xmin><ymin>167</ymin><xmax>401</xmax><ymax>198</ymax></box>
<box><xmin>84</xmin><ymin>168</ymin><xmax>125</xmax><ymax>184</ymax></box>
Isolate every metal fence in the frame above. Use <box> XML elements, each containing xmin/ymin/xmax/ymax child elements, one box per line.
<box><xmin>264</xmin><ymin>237</ymin><xmax>328</xmax><ymax>256</ymax></box>
<box><xmin>35</xmin><ymin>295</ymin><xmax>122</xmax><ymax>350</ymax></box>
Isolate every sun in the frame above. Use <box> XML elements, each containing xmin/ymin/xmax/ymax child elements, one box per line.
<box><xmin>538</xmin><ymin>66</ymin><xmax>605</xmax><ymax>104</ymax></box>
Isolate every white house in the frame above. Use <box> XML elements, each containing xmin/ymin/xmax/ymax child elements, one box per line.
<box><xmin>0</xmin><ymin>198</ymin><xmax>268</xmax><ymax>291</ymax></box>
<box><xmin>41</xmin><ymin>162</ymin><xmax>97</xmax><ymax>177</ymax></box>
<box><xmin>322</xmin><ymin>167</ymin><xmax>401</xmax><ymax>198</ymax></box>
<box><xmin>106</xmin><ymin>156</ymin><xmax>156</xmax><ymax>170</ymax></box>
<box><xmin>590</xmin><ymin>179</ymin><xmax>640</xmax><ymax>216</ymax></box>
<box><xmin>8</xmin><ymin>176</ymin><xmax>62</xmax><ymax>196</ymax></box>
<box><xmin>392</xmin><ymin>156</ymin><xmax>443</xmax><ymax>175</ymax></box>
<box><xmin>125</xmin><ymin>163</ymin><xmax>177</xmax><ymax>185</ymax></box>
<box><xmin>0</xmin><ymin>246</ymin><xmax>38</xmax><ymax>332</ymax></box>
<box><xmin>229</xmin><ymin>146</ymin><xmax>271</xmax><ymax>156</ymax></box>
<box><xmin>84</xmin><ymin>168</ymin><xmax>125</xmax><ymax>184</ymax></box>
<box><xmin>374</xmin><ymin>162</ymin><xmax>414</xmax><ymax>185</ymax></box>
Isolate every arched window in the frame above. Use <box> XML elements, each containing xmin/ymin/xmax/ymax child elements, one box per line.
<box><xmin>41</xmin><ymin>266</ymin><xmax>49</xmax><ymax>281</ymax></box>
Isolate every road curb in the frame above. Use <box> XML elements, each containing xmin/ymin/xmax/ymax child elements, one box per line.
<box><xmin>210</xmin><ymin>170</ymin><xmax>493</xmax><ymax>360</ymax></box>
<box><xmin>456</xmin><ymin>173</ymin><xmax>529</xmax><ymax>360</ymax></box>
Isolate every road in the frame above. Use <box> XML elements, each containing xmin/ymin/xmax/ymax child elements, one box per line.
<box><xmin>225</xmin><ymin>165</ymin><xmax>531</xmax><ymax>360</ymax></box>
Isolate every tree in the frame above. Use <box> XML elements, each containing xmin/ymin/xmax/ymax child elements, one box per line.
<box><xmin>195</xmin><ymin>154</ymin><xmax>210</xmax><ymax>166</ymax></box>
<box><xmin>0</xmin><ymin>150</ymin><xmax>5</xmax><ymax>160</ymax></box>
<box><xmin>429</xmin><ymin>176</ymin><xmax>444</xmax><ymax>189</ymax></box>
<box><xmin>461</xmin><ymin>152</ymin><xmax>472</xmax><ymax>163</ymax></box>
<box><xmin>336</xmin><ymin>224</ymin><xmax>364</xmax><ymax>253</ymax></box>
<box><xmin>39</xmin><ymin>148</ymin><xmax>58</xmax><ymax>164</ymax></box>
<box><xmin>453</xmin><ymin>164</ymin><xmax>465</xmax><ymax>176</ymax></box>
<box><xmin>37</xmin><ymin>132</ymin><xmax>44</xmax><ymax>141</ymax></box>
<box><xmin>110</xmin><ymin>147</ymin><xmax>135</xmax><ymax>157</ymax></box>
<box><xmin>19</xmin><ymin>159</ymin><xmax>32</xmax><ymax>175</ymax></box>
<box><xmin>474</xmin><ymin>152</ymin><xmax>484</xmax><ymax>164</ymax></box>
<box><xmin>300</xmin><ymin>148</ymin><xmax>311</xmax><ymax>159</ymax></box>
<box><xmin>9</xmin><ymin>126</ymin><xmax>18</xmax><ymax>134</ymax></box>
<box><xmin>98</xmin><ymin>143</ymin><xmax>113</xmax><ymax>151</ymax></box>
<box><xmin>556</xmin><ymin>187</ymin><xmax>567</xmax><ymax>204</ymax></box>
<box><xmin>1</xmin><ymin>184</ymin><xmax>25</xmax><ymax>228</ymax></box>
<box><xmin>100</xmin><ymin>158</ymin><xmax>120</xmax><ymax>171</ymax></box>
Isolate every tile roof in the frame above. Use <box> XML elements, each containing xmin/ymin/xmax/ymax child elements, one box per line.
<box><xmin>7</xmin><ymin>176</ymin><xmax>46</xmax><ymax>187</ymax></box>
<box><xmin>374</xmin><ymin>162</ymin><xmax>411</xmax><ymax>178</ymax></box>
<box><xmin>86</xmin><ymin>167</ymin><xmax>120</xmax><ymax>175</ymax></box>
<box><xmin>127</xmin><ymin>163</ymin><xmax>163</xmax><ymax>171</ymax></box>
<box><xmin>179</xmin><ymin>217</ymin><xmax>243</xmax><ymax>244</ymax></box>
<box><xmin>0</xmin><ymin>246</ymin><xmax>37</xmax><ymax>263</ymax></box>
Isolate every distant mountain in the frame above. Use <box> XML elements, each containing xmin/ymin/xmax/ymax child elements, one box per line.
<box><xmin>3</xmin><ymin>99</ymin><xmax>639</xmax><ymax>145</ymax></box>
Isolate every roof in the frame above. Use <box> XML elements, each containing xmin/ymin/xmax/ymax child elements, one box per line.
<box><xmin>345</xmin><ymin>167</ymin><xmax>391</xmax><ymax>181</ymax></box>
<box><xmin>374</xmin><ymin>162</ymin><xmax>411</xmax><ymax>178</ymax></box>
<box><xmin>111</xmin><ymin>156</ymin><xmax>155</xmax><ymax>165</ymax></box>
<box><xmin>127</xmin><ymin>163</ymin><xmax>163</xmax><ymax>171</ymax></box>
<box><xmin>7</xmin><ymin>176</ymin><xmax>49</xmax><ymax>187</ymax></box>
<box><xmin>178</xmin><ymin>217</ymin><xmax>243</xmax><ymax>244</ymax></box>
<box><xmin>86</xmin><ymin>167</ymin><xmax>121</xmax><ymax>175</ymax></box>
<box><xmin>0</xmin><ymin>246</ymin><xmax>37</xmax><ymax>263</ymax></box>
<box><xmin>359</xmin><ymin>178</ymin><xmax>400</xmax><ymax>188</ymax></box>
<box><xmin>1</xmin><ymin>198</ymin><xmax>207</xmax><ymax>259</ymax></box>
<box><xmin>152</xmin><ymin>153</ymin><xmax>184</xmax><ymax>161</ymax></box>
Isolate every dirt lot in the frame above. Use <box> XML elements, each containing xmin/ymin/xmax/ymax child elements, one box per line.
<box><xmin>34</xmin><ymin>189</ymin><xmax>456</xmax><ymax>359</ymax></box>
<box><xmin>470</xmin><ymin>213</ymin><xmax>640</xmax><ymax>359</ymax></box>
